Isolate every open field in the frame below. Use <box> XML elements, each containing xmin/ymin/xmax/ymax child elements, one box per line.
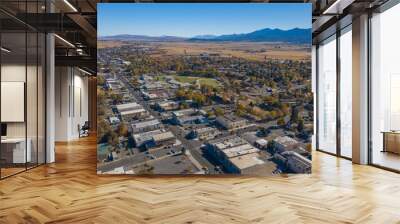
<box><xmin>98</xmin><ymin>40</ymin><xmax>311</xmax><ymax>61</ymax></box>
<box><xmin>153</xmin><ymin>41</ymin><xmax>310</xmax><ymax>61</ymax></box>
<box><xmin>173</xmin><ymin>75</ymin><xmax>220</xmax><ymax>87</ymax></box>
<box><xmin>98</xmin><ymin>40</ymin><xmax>127</xmax><ymax>49</ymax></box>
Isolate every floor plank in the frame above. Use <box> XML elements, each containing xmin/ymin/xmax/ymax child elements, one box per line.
<box><xmin>0</xmin><ymin>136</ymin><xmax>400</xmax><ymax>224</ymax></box>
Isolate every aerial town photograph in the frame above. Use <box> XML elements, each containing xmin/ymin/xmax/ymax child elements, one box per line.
<box><xmin>97</xmin><ymin>3</ymin><xmax>313</xmax><ymax>175</ymax></box>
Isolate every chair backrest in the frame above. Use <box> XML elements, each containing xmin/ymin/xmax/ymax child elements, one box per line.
<box><xmin>83</xmin><ymin>121</ymin><xmax>90</xmax><ymax>129</ymax></box>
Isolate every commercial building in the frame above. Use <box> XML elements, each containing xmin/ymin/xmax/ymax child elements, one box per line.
<box><xmin>143</xmin><ymin>82</ymin><xmax>164</xmax><ymax>91</ymax></box>
<box><xmin>132</xmin><ymin>130</ymin><xmax>163</xmax><ymax>148</ymax></box>
<box><xmin>155</xmin><ymin>100</ymin><xmax>180</xmax><ymax>111</ymax></box>
<box><xmin>281</xmin><ymin>151</ymin><xmax>312</xmax><ymax>174</ymax></box>
<box><xmin>188</xmin><ymin>127</ymin><xmax>220</xmax><ymax>140</ymax></box>
<box><xmin>109</xmin><ymin>116</ymin><xmax>120</xmax><ymax>125</ymax></box>
<box><xmin>255</xmin><ymin>139</ymin><xmax>268</xmax><ymax>150</ymax></box>
<box><xmin>141</xmin><ymin>90</ymin><xmax>169</xmax><ymax>100</ymax></box>
<box><xmin>105</xmin><ymin>78</ymin><xmax>122</xmax><ymax>91</ymax></box>
<box><xmin>206</xmin><ymin>136</ymin><xmax>265</xmax><ymax>174</ymax></box>
<box><xmin>115</xmin><ymin>102</ymin><xmax>142</xmax><ymax>112</ymax></box>
<box><xmin>147</xmin><ymin>131</ymin><xmax>176</xmax><ymax>149</ymax></box>
<box><xmin>171</xmin><ymin>108</ymin><xmax>207</xmax><ymax>125</ymax></box>
<box><xmin>273</xmin><ymin>136</ymin><xmax>300</xmax><ymax>153</ymax></box>
<box><xmin>216</xmin><ymin>115</ymin><xmax>247</xmax><ymax>130</ymax></box>
<box><xmin>273</xmin><ymin>136</ymin><xmax>309</xmax><ymax>157</ymax></box>
<box><xmin>131</xmin><ymin>119</ymin><xmax>161</xmax><ymax>134</ymax></box>
<box><xmin>172</xmin><ymin>108</ymin><xmax>198</xmax><ymax>118</ymax></box>
<box><xmin>173</xmin><ymin>115</ymin><xmax>207</xmax><ymax>126</ymax></box>
<box><xmin>116</xmin><ymin>102</ymin><xmax>149</xmax><ymax>121</ymax></box>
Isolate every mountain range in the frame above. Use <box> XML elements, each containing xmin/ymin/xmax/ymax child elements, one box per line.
<box><xmin>100</xmin><ymin>28</ymin><xmax>311</xmax><ymax>44</ymax></box>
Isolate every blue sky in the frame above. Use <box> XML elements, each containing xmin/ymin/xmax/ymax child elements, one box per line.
<box><xmin>98</xmin><ymin>3</ymin><xmax>311</xmax><ymax>37</ymax></box>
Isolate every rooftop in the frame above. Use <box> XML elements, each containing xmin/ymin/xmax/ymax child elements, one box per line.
<box><xmin>109</xmin><ymin>116</ymin><xmax>120</xmax><ymax>123</ymax></box>
<box><xmin>116</xmin><ymin>102</ymin><xmax>142</xmax><ymax>112</ymax></box>
<box><xmin>222</xmin><ymin>143</ymin><xmax>260</xmax><ymax>158</ymax></box>
<box><xmin>120</xmin><ymin>108</ymin><xmax>146</xmax><ymax>116</ymax></box>
<box><xmin>256</xmin><ymin>139</ymin><xmax>268</xmax><ymax>147</ymax></box>
<box><xmin>274</xmin><ymin>136</ymin><xmax>299</xmax><ymax>147</ymax></box>
<box><xmin>209</xmin><ymin>135</ymin><xmax>264</xmax><ymax>170</ymax></box>
<box><xmin>218</xmin><ymin>114</ymin><xmax>246</xmax><ymax>122</ymax></box>
<box><xmin>213</xmin><ymin>136</ymin><xmax>248</xmax><ymax>150</ymax></box>
<box><xmin>157</xmin><ymin>100</ymin><xmax>178</xmax><ymax>106</ymax></box>
<box><xmin>282</xmin><ymin>151</ymin><xmax>311</xmax><ymax>165</ymax></box>
<box><xmin>177</xmin><ymin>115</ymin><xmax>204</xmax><ymax>123</ymax></box>
<box><xmin>133</xmin><ymin>130</ymin><xmax>163</xmax><ymax>143</ymax></box>
<box><xmin>229</xmin><ymin>153</ymin><xmax>265</xmax><ymax>170</ymax></box>
<box><xmin>172</xmin><ymin>108</ymin><xmax>197</xmax><ymax>117</ymax></box>
<box><xmin>152</xmin><ymin>131</ymin><xmax>175</xmax><ymax>142</ymax></box>
<box><xmin>131</xmin><ymin>119</ymin><xmax>160</xmax><ymax>129</ymax></box>
<box><xmin>195</xmin><ymin>127</ymin><xmax>217</xmax><ymax>134</ymax></box>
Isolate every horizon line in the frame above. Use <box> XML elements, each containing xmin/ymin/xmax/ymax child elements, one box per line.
<box><xmin>99</xmin><ymin>27</ymin><xmax>312</xmax><ymax>38</ymax></box>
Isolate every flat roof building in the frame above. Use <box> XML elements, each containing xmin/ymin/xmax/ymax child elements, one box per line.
<box><xmin>131</xmin><ymin>119</ymin><xmax>161</xmax><ymax>133</ymax></box>
<box><xmin>273</xmin><ymin>136</ymin><xmax>304</xmax><ymax>154</ymax></box>
<box><xmin>105</xmin><ymin>78</ymin><xmax>122</xmax><ymax>90</ymax></box>
<box><xmin>172</xmin><ymin>108</ymin><xmax>197</xmax><ymax>118</ymax></box>
<box><xmin>188</xmin><ymin>127</ymin><xmax>220</xmax><ymax>140</ymax></box>
<box><xmin>216</xmin><ymin>115</ymin><xmax>247</xmax><ymax>130</ymax></box>
<box><xmin>116</xmin><ymin>102</ymin><xmax>142</xmax><ymax>112</ymax></box>
<box><xmin>281</xmin><ymin>151</ymin><xmax>311</xmax><ymax>174</ymax></box>
<box><xmin>116</xmin><ymin>102</ymin><xmax>148</xmax><ymax>121</ymax></box>
<box><xmin>109</xmin><ymin>116</ymin><xmax>120</xmax><ymax>125</ymax></box>
<box><xmin>207</xmin><ymin>136</ymin><xmax>265</xmax><ymax>174</ymax></box>
<box><xmin>145</xmin><ymin>131</ymin><xmax>176</xmax><ymax>149</ymax></box>
<box><xmin>132</xmin><ymin>130</ymin><xmax>163</xmax><ymax>147</ymax></box>
<box><xmin>173</xmin><ymin>115</ymin><xmax>207</xmax><ymax>126</ymax></box>
<box><xmin>156</xmin><ymin>100</ymin><xmax>180</xmax><ymax>111</ymax></box>
<box><xmin>255</xmin><ymin>139</ymin><xmax>268</xmax><ymax>150</ymax></box>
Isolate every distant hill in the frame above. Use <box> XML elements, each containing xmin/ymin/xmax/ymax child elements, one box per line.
<box><xmin>192</xmin><ymin>35</ymin><xmax>218</xmax><ymax>40</ymax></box>
<box><xmin>100</xmin><ymin>28</ymin><xmax>311</xmax><ymax>44</ymax></box>
<box><xmin>99</xmin><ymin>34</ymin><xmax>188</xmax><ymax>42</ymax></box>
<box><xmin>190</xmin><ymin>28</ymin><xmax>311</xmax><ymax>44</ymax></box>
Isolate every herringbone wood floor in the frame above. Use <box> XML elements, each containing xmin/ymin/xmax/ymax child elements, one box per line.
<box><xmin>1</xmin><ymin>136</ymin><xmax>400</xmax><ymax>224</ymax></box>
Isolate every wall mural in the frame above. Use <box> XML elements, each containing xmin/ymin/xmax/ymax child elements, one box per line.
<box><xmin>97</xmin><ymin>3</ymin><xmax>313</xmax><ymax>175</ymax></box>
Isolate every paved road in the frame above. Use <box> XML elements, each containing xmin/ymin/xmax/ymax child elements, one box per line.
<box><xmin>118</xmin><ymin>75</ymin><xmax>218</xmax><ymax>173</ymax></box>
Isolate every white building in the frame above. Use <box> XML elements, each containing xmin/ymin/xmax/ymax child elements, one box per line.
<box><xmin>172</xmin><ymin>108</ymin><xmax>197</xmax><ymax>118</ymax></box>
<box><xmin>105</xmin><ymin>78</ymin><xmax>120</xmax><ymax>90</ymax></box>
<box><xmin>207</xmin><ymin>136</ymin><xmax>265</xmax><ymax>174</ymax></box>
<box><xmin>132</xmin><ymin>130</ymin><xmax>163</xmax><ymax>147</ymax></box>
<box><xmin>131</xmin><ymin>119</ymin><xmax>161</xmax><ymax>133</ymax></box>
<box><xmin>255</xmin><ymin>139</ymin><xmax>268</xmax><ymax>150</ymax></box>
<box><xmin>109</xmin><ymin>116</ymin><xmax>120</xmax><ymax>125</ymax></box>
<box><xmin>281</xmin><ymin>151</ymin><xmax>311</xmax><ymax>174</ymax></box>
<box><xmin>273</xmin><ymin>136</ymin><xmax>300</xmax><ymax>153</ymax></box>
<box><xmin>149</xmin><ymin>131</ymin><xmax>176</xmax><ymax>148</ymax></box>
<box><xmin>216</xmin><ymin>115</ymin><xmax>247</xmax><ymax>130</ymax></box>
<box><xmin>189</xmin><ymin>127</ymin><xmax>220</xmax><ymax>140</ymax></box>
<box><xmin>116</xmin><ymin>102</ymin><xmax>148</xmax><ymax>121</ymax></box>
<box><xmin>156</xmin><ymin>100</ymin><xmax>179</xmax><ymax>111</ymax></box>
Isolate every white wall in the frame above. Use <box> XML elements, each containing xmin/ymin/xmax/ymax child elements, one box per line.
<box><xmin>1</xmin><ymin>62</ymin><xmax>46</xmax><ymax>164</ymax></box>
<box><xmin>1</xmin><ymin>64</ymin><xmax>26</xmax><ymax>138</ymax></box>
<box><xmin>54</xmin><ymin>67</ymin><xmax>89</xmax><ymax>141</ymax></box>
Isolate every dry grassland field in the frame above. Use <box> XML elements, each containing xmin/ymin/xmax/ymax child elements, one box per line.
<box><xmin>98</xmin><ymin>40</ymin><xmax>127</xmax><ymax>49</ymax></box>
<box><xmin>99</xmin><ymin>40</ymin><xmax>310</xmax><ymax>61</ymax></box>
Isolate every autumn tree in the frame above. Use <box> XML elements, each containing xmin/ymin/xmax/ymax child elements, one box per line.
<box><xmin>297</xmin><ymin>118</ymin><xmax>305</xmax><ymax>133</ymax></box>
<box><xmin>290</xmin><ymin>106</ymin><xmax>300</xmax><ymax>123</ymax></box>
<box><xmin>214</xmin><ymin>107</ymin><xmax>224</xmax><ymax>116</ymax></box>
<box><xmin>277</xmin><ymin>117</ymin><xmax>286</xmax><ymax>126</ymax></box>
<box><xmin>118</xmin><ymin>122</ymin><xmax>129</xmax><ymax>137</ymax></box>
